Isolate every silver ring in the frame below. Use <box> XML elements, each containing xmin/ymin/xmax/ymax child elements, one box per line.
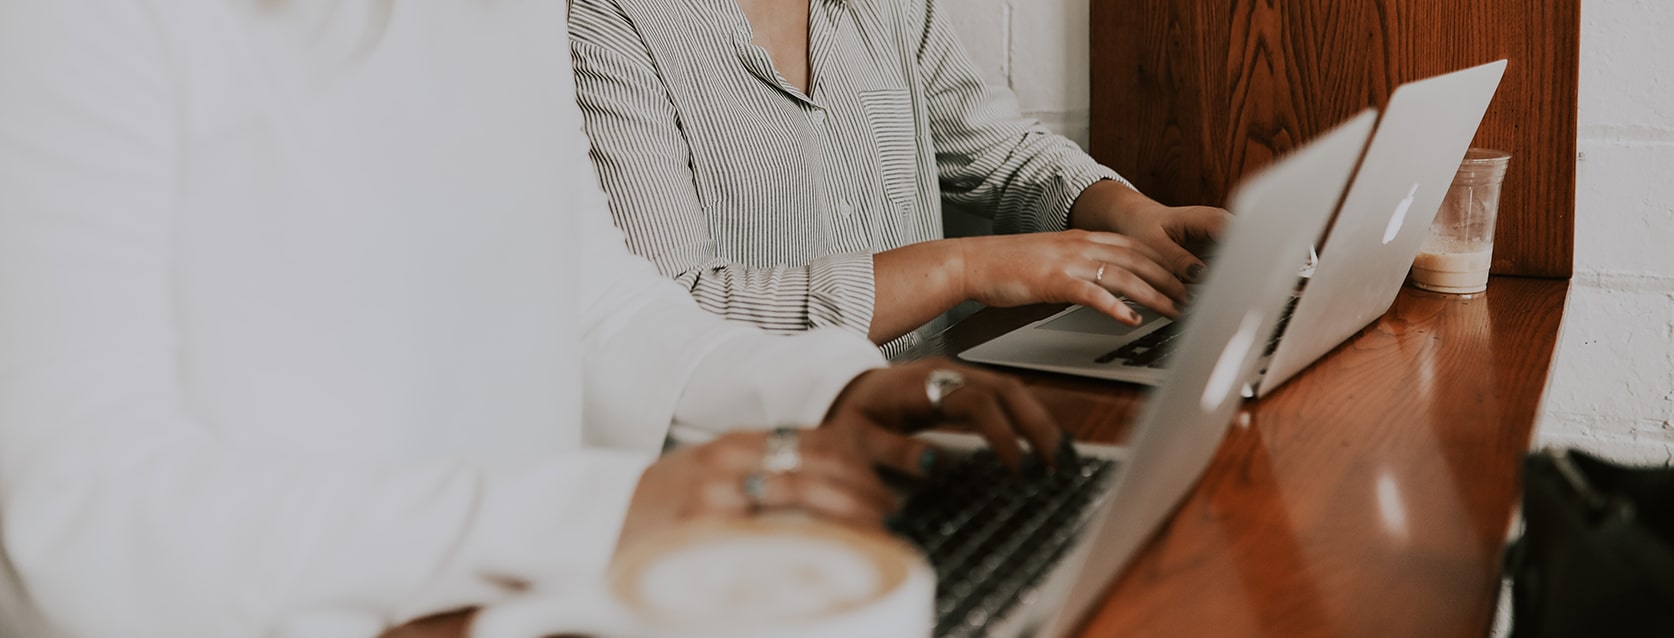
<box><xmin>925</xmin><ymin>369</ymin><xmax>967</xmax><ymax>413</ymax></box>
<box><xmin>761</xmin><ymin>426</ymin><xmax>803</xmax><ymax>475</ymax></box>
<box><xmin>741</xmin><ymin>471</ymin><xmax>768</xmax><ymax>512</ymax></box>
<box><xmin>1094</xmin><ymin>262</ymin><xmax>1107</xmax><ymax>285</ymax></box>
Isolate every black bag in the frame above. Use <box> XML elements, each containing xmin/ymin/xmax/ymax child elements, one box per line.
<box><xmin>1504</xmin><ymin>449</ymin><xmax>1674</xmax><ymax>637</ymax></box>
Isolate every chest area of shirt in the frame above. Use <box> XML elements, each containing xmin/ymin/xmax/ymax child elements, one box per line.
<box><xmin>640</xmin><ymin>0</ymin><xmax>917</xmax><ymax>132</ymax></box>
<box><xmin>734</xmin><ymin>0</ymin><xmax>813</xmax><ymax>93</ymax></box>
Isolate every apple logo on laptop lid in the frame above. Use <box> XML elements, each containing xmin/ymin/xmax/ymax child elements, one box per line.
<box><xmin>1201</xmin><ymin>309</ymin><xmax>1262</xmax><ymax>412</ymax></box>
<box><xmin>1383</xmin><ymin>183</ymin><xmax>1421</xmax><ymax>245</ymax></box>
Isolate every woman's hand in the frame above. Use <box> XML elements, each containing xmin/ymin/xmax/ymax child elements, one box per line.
<box><xmin>822</xmin><ymin>359</ymin><xmax>1069</xmax><ymax>473</ymax></box>
<box><xmin>954</xmin><ymin>230</ymin><xmax>1188</xmax><ymax>325</ymax></box>
<box><xmin>620</xmin><ymin>360</ymin><xmax>1070</xmax><ymax>549</ymax></box>
<box><xmin>1069</xmin><ymin>180</ymin><xmax>1230</xmax><ymax>284</ymax></box>
<box><xmin>618</xmin><ymin>426</ymin><xmax>930</xmax><ymax>550</ymax></box>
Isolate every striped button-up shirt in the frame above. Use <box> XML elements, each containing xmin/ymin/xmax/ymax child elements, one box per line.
<box><xmin>568</xmin><ymin>0</ymin><xmax>1126</xmax><ymax>351</ymax></box>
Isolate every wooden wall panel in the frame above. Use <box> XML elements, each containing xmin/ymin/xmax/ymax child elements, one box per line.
<box><xmin>1090</xmin><ymin>0</ymin><xmax>1579</xmax><ymax>278</ymax></box>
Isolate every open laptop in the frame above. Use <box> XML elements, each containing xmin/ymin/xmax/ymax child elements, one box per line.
<box><xmin>958</xmin><ymin>61</ymin><xmax>1508</xmax><ymax>397</ymax></box>
<box><xmin>888</xmin><ymin>111</ymin><xmax>1377</xmax><ymax>638</ymax></box>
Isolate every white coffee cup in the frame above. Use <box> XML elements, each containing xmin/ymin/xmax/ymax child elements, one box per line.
<box><xmin>471</xmin><ymin>517</ymin><xmax>935</xmax><ymax>638</ymax></box>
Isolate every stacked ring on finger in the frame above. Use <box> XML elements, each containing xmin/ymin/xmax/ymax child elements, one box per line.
<box><xmin>741</xmin><ymin>472</ymin><xmax>769</xmax><ymax>513</ymax></box>
<box><xmin>742</xmin><ymin>427</ymin><xmax>803</xmax><ymax>513</ymax></box>
<box><xmin>1094</xmin><ymin>262</ymin><xmax>1107</xmax><ymax>285</ymax></box>
<box><xmin>761</xmin><ymin>426</ymin><xmax>803</xmax><ymax>475</ymax></box>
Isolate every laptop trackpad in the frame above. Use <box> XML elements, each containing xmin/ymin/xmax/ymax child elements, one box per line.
<box><xmin>1038</xmin><ymin>304</ymin><xmax>1164</xmax><ymax>336</ymax></box>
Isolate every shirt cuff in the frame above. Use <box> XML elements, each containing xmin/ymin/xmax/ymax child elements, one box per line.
<box><xmin>806</xmin><ymin>252</ymin><xmax>877</xmax><ymax>338</ymax></box>
<box><xmin>387</xmin><ymin>449</ymin><xmax>652</xmax><ymax>624</ymax></box>
<box><xmin>455</xmin><ymin>449</ymin><xmax>651</xmax><ymax>584</ymax></box>
<box><xmin>669</xmin><ymin>327</ymin><xmax>886</xmax><ymax>443</ymax></box>
<box><xmin>1039</xmin><ymin>161</ymin><xmax>1130</xmax><ymax>233</ymax></box>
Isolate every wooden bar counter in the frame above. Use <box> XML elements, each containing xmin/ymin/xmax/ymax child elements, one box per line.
<box><xmin>389</xmin><ymin>277</ymin><xmax>1569</xmax><ymax>638</ymax></box>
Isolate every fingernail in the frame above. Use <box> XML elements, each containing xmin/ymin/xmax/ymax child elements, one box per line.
<box><xmin>884</xmin><ymin>513</ymin><xmax>904</xmax><ymax>530</ymax></box>
<box><xmin>918</xmin><ymin>448</ymin><xmax>940</xmax><ymax>475</ymax></box>
<box><xmin>1186</xmin><ymin>263</ymin><xmax>1205</xmax><ymax>283</ymax></box>
<box><xmin>1021</xmin><ymin>454</ymin><xmax>1045</xmax><ymax>478</ymax></box>
<box><xmin>1056</xmin><ymin>433</ymin><xmax>1081</xmax><ymax>469</ymax></box>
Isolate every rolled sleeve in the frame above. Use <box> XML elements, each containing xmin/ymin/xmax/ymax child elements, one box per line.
<box><xmin>806</xmin><ymin>251</ymin><xmax>877</xmax><ymax>336</ymax></box>
<box><xmin>668</xmin><ymin>327</ymin><xmax>886</xmax><ymax>444</ymax></box>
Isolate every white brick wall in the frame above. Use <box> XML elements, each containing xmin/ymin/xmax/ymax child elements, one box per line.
<box><xmin>946</xmin><ymin>0</ymin><xmax>1674</xmax><ymax>463</ymax></box>
<box><xmin>946</xmin><ymin>0</ymin><xmax>1092</xmax><ymax>146</ymax></box>
<box><xmin>1545</xmin><ymin>0</ymin><xmax>1674</xmax><ymax>464</ymax></box>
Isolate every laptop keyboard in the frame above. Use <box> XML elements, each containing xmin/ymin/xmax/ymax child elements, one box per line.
<box><xmin>1094</xmin><ymin>320</ymin><xmax>1183</xmax><ymax>368</ymax></box>
<box><xmin>889</xmin><ymin>450</ymin><xmax>1118</xmax><ymax>638</ymax></box>
<box><xmin>1094</xmin><ymin>296</ymin><xmax>1302</xmax><ymax>368</ymax></box>
<box><xmin>1263</xmin><ymin>296</ymin><xmax>1302</xmax><ymax>356</ymax></box>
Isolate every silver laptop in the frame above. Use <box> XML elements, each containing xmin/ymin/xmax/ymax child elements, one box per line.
<box><xmin>958</xmin><ymin>61</ymin><xmax>1507</xmax><ymax>397</ymax></box>
<box><xmin>891</xmin><ymin>112</ymin><xmax>1376</xmax><ymax>638</ymax></box>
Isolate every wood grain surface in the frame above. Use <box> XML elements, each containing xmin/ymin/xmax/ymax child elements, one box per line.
<box><xmin>387</xmin><ymin>278</ymin><xmax>1567</xmax><ymax>638</ymax></box>
<box><xmin>1089</xmin><ymin>0</ymin><xmax>1579</xmax><ymax>278</ymax></box>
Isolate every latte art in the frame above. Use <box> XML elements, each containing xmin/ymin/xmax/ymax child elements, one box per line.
<box><xmin>637</xmin><ymin>537</ymin><xmax>882</xmax><ymax>625</ymax></box>
<box><xmin>610</xmin><ymin>517</ymin><xmax>933</xmax><ymax>638</ymax></box>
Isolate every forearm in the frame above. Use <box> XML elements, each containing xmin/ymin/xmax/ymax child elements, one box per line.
<box><xmin>868</xmin><ymin>239</ymin><xmax>969</xmax><ymax>344</ymax></box>
<box><xmin>2</xmin><ymin>414</ymin><xmax>649</xmax><ymax>638</ymax></box>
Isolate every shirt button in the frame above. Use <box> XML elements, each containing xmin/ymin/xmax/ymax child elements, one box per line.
<box><xmin>811</xmin><ymin>110</ymin><xmax>827</xmax><ymax>125</ymax></box>
<box><xmin>838</xmin><ymin>200</ymin><xmax>854</xmax><ymax>218</ymax></box>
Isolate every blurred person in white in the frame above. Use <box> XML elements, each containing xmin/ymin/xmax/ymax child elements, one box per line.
<box><xmin>0</xmin><ymin>2</ymin><xmax>1066</xmax><ymax>637</ymax></box>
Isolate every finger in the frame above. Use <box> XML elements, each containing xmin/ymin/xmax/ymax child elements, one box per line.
<box><xmin>794</xmin><ymin>433</ymin><xmax>900</xmax><ymax>506</ymax></box>
<box><xmin>852</xmin><ymin>424</ymin><xmax>942</xmax><ymax>478</ymax></box>
<box><xmin>975</xmin><ymin>371</ymin><xmax>1063</xmax><ymax>469</ymax></box>
<box><xmin>698</xmin><ymin>431</ymin><xmax>777</xmax><ymax>472</ymax></box>
<box><xmin>1177</xmin><ymin>206</ymin><xmax>1232</xmax><ymax>240</ymax></box>
<box><xmin>694</xmin><ymin>469</ymin><xmax>892</xmax><ymax>528</ymax></box>
<box><xmin>940</xmin><ymin>389</ymin><xmax>1026</xmax><ymax>474</ymax></box>
<box><xmin>775</xmin><ymin>473</ymin><xmax>890</xmax><ymax>528</ymax></box>
<box><xmin>1150</xmin><ymin>233</ymin><xmax>1212</xmax><ymax>285</ymax></box>
<box><xmin>1078</xmin><ymin>230</ymin><xmax>1172</xmax><ymax>265</ymax></box>
<box><xmin>1064</xmin><ymin>280</ymin><xmax>1141</xmax><ymax>325</ymax></box>
<box><xmin>1093</xmin><ymin>266</ymin><xmax>1182</xmax><ymax>319</ymax></box>
<box><xmin>1093</xmin><ymin>246</ymin><xmax>1191</xmax><ymax>305</ymax></box>
<box><xmin>1172</xmin><ymin>208</ymin><xmax>1233</xmax><ymax>278</ymax></box>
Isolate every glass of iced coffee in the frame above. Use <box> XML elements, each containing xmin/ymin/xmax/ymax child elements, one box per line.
<box><xmin>1411</xmin><ymin>148</ymin><xmax>1512</xmax><ymax>294</ymax></box>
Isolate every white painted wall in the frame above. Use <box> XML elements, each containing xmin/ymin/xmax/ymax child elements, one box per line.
<box><xmin>947</xmin><ymin>0</ymin><xmax>1674</xmax><ymax>463</ymax></box>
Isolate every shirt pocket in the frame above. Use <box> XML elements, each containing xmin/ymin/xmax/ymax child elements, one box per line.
<box><xmin>857</xmin><ymin>89</ymin><xmax>920</xmax><ymax>208</ymax></box>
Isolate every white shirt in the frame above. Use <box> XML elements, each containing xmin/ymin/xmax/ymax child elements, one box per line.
<box><xmin>0</xmin><ymin>2</ymin><xmax>884</xmax><ymax>637</ymax></box>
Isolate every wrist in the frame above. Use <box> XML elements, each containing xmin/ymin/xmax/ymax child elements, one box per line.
<box><xmin>820</xmin><ymin>368</ymin><xmax>876</xmax><ymax>426</ymax></box>
<box><xmin>1069</xmin><ymin>180</ymin><xmax>1151</xmax><ymax>234</ymax></box>
<box><xmin>947</xmin><ymin>237</ymin><xmax>977</xmax><ymax>303</ymax></box>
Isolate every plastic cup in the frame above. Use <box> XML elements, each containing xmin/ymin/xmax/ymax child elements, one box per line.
<box><xmin>1411</xmin><ymin>148</ymin><xmax>1511</xmax><ymax>294</ymax></box>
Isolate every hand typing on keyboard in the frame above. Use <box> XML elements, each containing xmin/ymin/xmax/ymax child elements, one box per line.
<box><xmin>823</xmin><ymin>359</ymin><xmax>1072</xmax><ymax>474</ymax></box>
